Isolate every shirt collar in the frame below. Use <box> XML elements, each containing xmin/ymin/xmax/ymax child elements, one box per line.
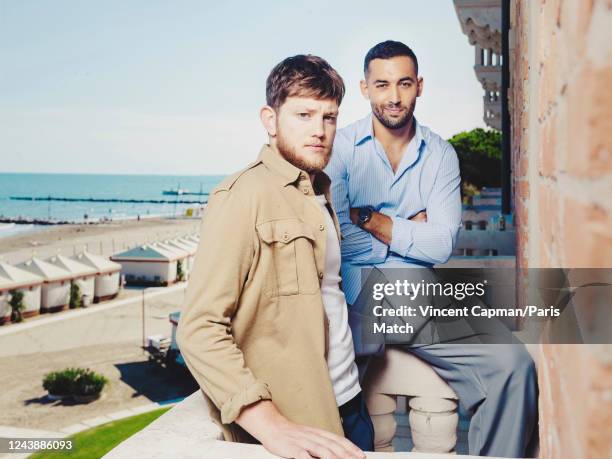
<box><xmin>354</xmin><ymin>113</ymin><xmax>427</xmax><ymax>151</ymax></box>
<box><xmin>258</xmin><ymin>144</ymin><xmax>302</xmax><ymax>185</ymax></box>
<box><xmin>399</xmin><ymin>120</ymin><xmax>426</xmax><ymax>174</ymax></box>
<box><xmin>258</xmin><ymin>144</ymin><xmax>332</xmax><ymax>195</ymax></box>
<box><xmin>355</xmin><ymin>113</ymin><xmax>375</xmax><ymax>146</ymax></box>
<box><xmin>413</xmin><ymin>119</ymin><xmax>425</xmax><ymax>150</ymax></box>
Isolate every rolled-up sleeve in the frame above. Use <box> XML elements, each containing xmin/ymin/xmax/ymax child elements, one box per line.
<box><xmin>177</xmin><ymin>188</ymin><xmax>272</xmax><ymax>424</ymax></box>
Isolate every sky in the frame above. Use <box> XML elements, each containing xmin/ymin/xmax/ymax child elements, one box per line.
<box><xmin>0</xmin><ymin>0</ymin><xmax>485</xmax><ymax>175</ymax></box>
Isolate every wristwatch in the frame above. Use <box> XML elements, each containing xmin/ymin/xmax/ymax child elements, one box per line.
<box><xmin>357</xmin><ymin>206</ymin><xmax>375</xmax><ymax>227</ymax></box>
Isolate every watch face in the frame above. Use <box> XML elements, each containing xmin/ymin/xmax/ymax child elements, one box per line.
<box><xmin>359</xmin><ymin>207</ymin><xmax>372</xmax><ymax>224</ymax></box>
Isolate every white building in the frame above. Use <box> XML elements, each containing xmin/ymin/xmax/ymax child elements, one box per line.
<box><xmin>0</xmin><ymin>272</ymin><xmax>10</xmax><ymax>324</ymax></box>
<box><xmin>454</xmin><ymin>0</ymin><xmax>502</xmax><ymax>130</ymax></box>
<box><xmin>46</xmin><ymin>254</ymin><xmax>97</xmax><ymax>306</ymax></box>
<box><xmin>110</xmin><ymin>244</ymin><xmax>181</xmax><ymax>286</ymax></box>
<box><xmin>16</xmin><ymin>257</ymin><xmax>72</xmax><ymax>313</ymax></box>
<box><xmin>0</xmin><ymin>262</ymin><xmax>44</xmax><ymax>323</ymax></box>
<box><xmin>182</xmin><ymin>234</ymin><xmax>200</xmax><ymax>246</ymax></box>
<box><xmin>158</xmin><ymin>240</ymin><xmax>194</xmax><ymax>280</ymax></box>
<box><xmin>172</xmin><ymin>237</ymin><xmax>198</xmax><ymax>276</ymax></box>
<box><xmin>71</xmin><ymin>251</ymin><xmax>122</xmax><ymax>302</ymax></box>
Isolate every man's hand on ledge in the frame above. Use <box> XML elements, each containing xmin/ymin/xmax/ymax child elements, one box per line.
<box><xmin>236</xmin><ymin>400</ymin><xmax>365</xmax><ymax>459</ymax></box>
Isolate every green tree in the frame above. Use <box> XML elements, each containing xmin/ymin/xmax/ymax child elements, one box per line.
<box><xmin>9</xmin><ymin>290</ymin><xmax>25</xmax><ymax>323</ymax></box>
<box><xmin>448</xmin><ymin>128</ymin><xmax>502</xmax><ymax>195</ymax></box>
<box><xmin>176</xmin><ymin>260</ymin><xmax>185</xmax><ymax>282</ymax></box>
<box><xmin>69</xmin><ymin>282</ymin><xmax>83</xmax><ymax>309</ymax></box>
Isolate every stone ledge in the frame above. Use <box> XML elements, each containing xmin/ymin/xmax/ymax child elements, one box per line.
<box><xmin>103</xmin><ymin>391</ymin><xmax>501</xmax><ymax>459</ymax></box>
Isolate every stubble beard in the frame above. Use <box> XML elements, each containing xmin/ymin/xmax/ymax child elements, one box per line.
<box><xmin>275</xmin><ymin>130</ymin><xmax>331</xmax><ymax>173</ymax></box>
<box><xmin>372</xmin><ymin>99</ymin><xmax>416</xmax><ymax>130</ymax></box>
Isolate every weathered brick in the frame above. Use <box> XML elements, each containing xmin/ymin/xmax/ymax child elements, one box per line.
<box><xmin>539</xmin><ymin>237</ymin><xmax>552</xmax><ymax>266</ymax></box>
<box><xmin>538</xmin><ymin>184</ymin><xmax>553</xmax><ymax>245</ymax></box>
<box><xmin>509</xmin><ymin>2</ymin><xmax>611</xmax><ymax>458</ymax></box>
<box><xmin>562</xmin><ymin>196</ymin><xmax>612</xmax><ymax>267</ymax></box>
<box><xmin>585</xmin><ymin>65</ymin><xmax>612</xmax><ymax>176</ymax></box>
<box><xmin>539</xmin><ymin>115</ymin><xmax>557</xmax><ymax>177</ymax></box>
<box><xmin>538</xmin><ymin>61</ymin><xmax>557</xmax><ymax>120</ymax></box>
<box><xmin>564</xmin><ymin>63</ymin><xmax>612</xmax><ymax>178</ymax></box>
<box><xmin>560</xmin><ymin>0</ymin><xmax>595</xmax><ymax>56</ymax></box>
<box><xmin>515</xmin><ymin>179</ymin><xmax>530</xmax><ymax>200</ymax></box>
<box><xmin>517</xmin><ymin>153</ymin><xmax>529</xmax><ymax>178</ymax></box>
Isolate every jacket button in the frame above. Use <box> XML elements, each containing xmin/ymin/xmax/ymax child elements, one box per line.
<box><xmin>318</xmin><ymin>224</ymin><xmax>325</xmax><ymax>231</ymax></box>
<box><xmin>318</xmin><ymin>271</ymin><xmax>324</xmax><ymax>279</ymax></box>
<box><xmin>283</xmin><ymin>233</ymin><xmax>289</xmax><ymax>241</ymax></box>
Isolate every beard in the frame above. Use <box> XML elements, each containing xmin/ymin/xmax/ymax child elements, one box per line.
<box><xmin>276</xmin><ymin>130</ymin><xmax>332</xmax><ymax>173</ymax></box>
<box><xmin>372</xmin><ymin>99</ymin><xmax>416</xmax><ymax>130</ymax></box>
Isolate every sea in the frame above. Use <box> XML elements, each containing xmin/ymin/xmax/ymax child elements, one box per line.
<box><xmin>0</xmin><ymin>173</ymin><xmax>225</xmax><ymax>237</ymax></box>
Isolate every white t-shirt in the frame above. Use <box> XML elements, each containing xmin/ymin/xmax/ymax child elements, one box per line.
<box><xmin>314</xmin><ymin>194</ymin><xmax>361</xmax><ymax>406</ymax></box>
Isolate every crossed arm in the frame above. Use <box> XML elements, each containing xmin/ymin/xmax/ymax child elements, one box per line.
<box><xmin>348</xmin><ymin>208</ymin><xmax>427</xmax><ymax>245</ymax></box>
<box><xmin>327</xmin><ymin>144</ymin><xmax>462</xmax><ymax>266</ymax></box>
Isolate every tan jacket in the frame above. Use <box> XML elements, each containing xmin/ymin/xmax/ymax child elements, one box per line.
<box><xmin>177</xmin><ymin>144</ymin><xmax>345</xmax><ymax>442</ymax></box>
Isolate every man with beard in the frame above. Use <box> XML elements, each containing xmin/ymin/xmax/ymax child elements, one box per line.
<box><xmin>177</xmin><ymin>55</ymin><xmax>371</xmax><ymax>459</ymax></box>
<box><xmin>325</xmin><ymin>41</ymin><xmax>539</xmax><ymax>457</ymax></box>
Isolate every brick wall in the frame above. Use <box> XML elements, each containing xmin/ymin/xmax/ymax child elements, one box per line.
<box><xmin>510</xmin><ymin>1</ymin><xmax>611</xmax><ymax>458</ymax></box>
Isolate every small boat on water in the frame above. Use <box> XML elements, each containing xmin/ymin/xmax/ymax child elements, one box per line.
<box><xmin>162</xmin><ymin>187</ymin><xmax>189</xmax><ymax>196</ymax></box>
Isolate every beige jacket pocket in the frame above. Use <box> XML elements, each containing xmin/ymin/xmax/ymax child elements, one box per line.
<box><xmin>256</xmin><ymin>219</ymin><xmax>319</xmax><ymax>296</ymax></box>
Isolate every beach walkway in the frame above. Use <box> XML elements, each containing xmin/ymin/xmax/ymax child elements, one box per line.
<box><xmin>0</xmin><ymin>284</ymin><xmax>186</xmax><ymax>356</ymax></box>
<box><xmin>0</xmin><ymin>283</ymin><xmax>197</xmax><ymax>438</ymax></box>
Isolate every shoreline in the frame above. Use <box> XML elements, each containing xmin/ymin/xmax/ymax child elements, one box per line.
<box><xmin>0</xmin><ymin>208</ymin><xmax>200</xmax><ymax>227</ymax></box>
<box><xmin>0</xmin><ymin>216</ymin><xmax>202</xmax><ymax>264</ymax></box>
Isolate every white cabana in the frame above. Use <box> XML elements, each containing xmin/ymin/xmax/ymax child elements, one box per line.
<box><xmin>46</xmin><ymin>254</ymin><xmax>97</xmax><ymax>306</ymax></box>
<box><xmin>157</xmin><ymin>240</ymin><xmax>193</xmax><ymax>280</ymax></box>
<box><xmin>183</xmin><ymin>234</ymin><xmax>200</xmax><ymax>245</ymax></box>
<box><xmin>0</xmin><ymin>273</ymin><xmax>11</xmax><ymax>324</ymax></box>
<box><xmin>175</xmin><ymin>236</ymin><xmax>198</xmax><ymax>250</ymax></box>
<box><xmin>169</xmin><ymin>238</ymin><xmax>198</xmax><ymax>278</ymax></box>
<box><xmin>175</xmin><ymin>236</ymin><xmax>199</xmax><ymax>252</ymax></box>
<box><xmin>17</xmin><ymin>257</ymin><xmax>72</xmax><ymax>313</ymax></box>
<box><xmin>110</xmin><ymin>244</ymin><xmax>181</xmax><ymax>286</ymax></box>
<box><xmin>71</xmin><ymin>251</ymin><xmax>122</xmax><ymax>302</ymax></box>
<box><xmin>0</xmin><ymin>262</ymin><xmax>44</xmax><ymax>322</ymax></box>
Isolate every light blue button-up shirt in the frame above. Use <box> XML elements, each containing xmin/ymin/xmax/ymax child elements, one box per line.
<box><xmin>325</xmin><ymin>114</ymin><xmax>462</xmax><ymax>305</ymax></box>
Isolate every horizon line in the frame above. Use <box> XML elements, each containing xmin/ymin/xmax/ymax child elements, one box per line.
<box><xmin>0</xmin><ymin>171</ymin><xmax>228</xmax><ymax>177</ymax></box>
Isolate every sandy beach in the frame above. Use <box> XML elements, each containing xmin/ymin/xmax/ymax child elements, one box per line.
<box><xmin>0</xmin><ymin>217</ymin><xmax>202</xmax><ymax>265</ymax></box>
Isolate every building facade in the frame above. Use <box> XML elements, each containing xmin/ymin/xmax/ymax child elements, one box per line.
<box><xmin>457</xmin><ymin>1</ymin><xmax>611</xmax><ymax>457</ymax></box>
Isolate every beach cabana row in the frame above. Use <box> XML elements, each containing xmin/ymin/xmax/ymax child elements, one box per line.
<box><xmin>0</xmin><ymin>233</ymin><xmax>198</xmax><ymax>324</ymax></box>
<box><xmin>0</xmin><ymin>261</ymin><xmax>44</xmax><ymax>323</ymax></box>
<box><xmin>72</xmin><ymin>251</ymin><xmax>122</xmax><ymax>302</ymax></box>
<box><xmin>17</xmin><ymin>257</ymin><xmax>74</xmax><ymax>313</ymax></box>
<box><xmin>0</xmin><ymin>251</ymin><xmax>122</xmax><ymax>324</ymax></box>
<box><xmin>110</xmin><ymin>234</ymin><xmax>199</xmax><ymax>287</ymax></box>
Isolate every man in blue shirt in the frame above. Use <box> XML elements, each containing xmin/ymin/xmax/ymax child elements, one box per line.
<box><xmin>326</xmin><ymin>41</ymin><xmax>538</xmax><ymax>457</ymax></box>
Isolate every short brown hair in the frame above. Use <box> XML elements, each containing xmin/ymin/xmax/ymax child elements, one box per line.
<box><xmin>266</xmin><ymin>55</ymin><xmax>345</xmax><ymax>111</ymax></box>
